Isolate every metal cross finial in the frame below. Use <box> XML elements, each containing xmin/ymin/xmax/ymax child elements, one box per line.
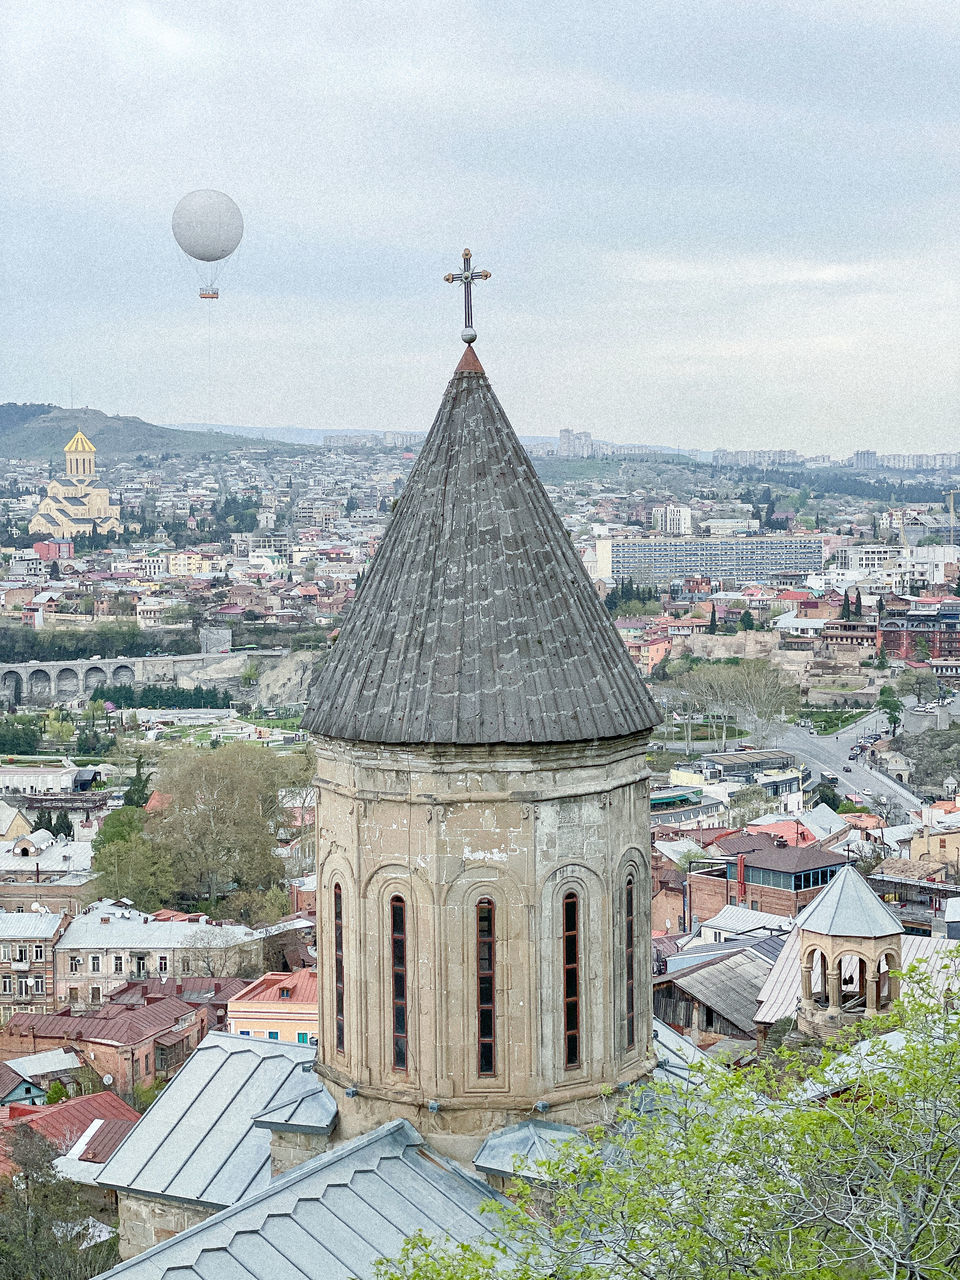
<box><xmin>444</xmin><ymin>248</ymin><xmax>491</xmax><ymax>344</ymax></box>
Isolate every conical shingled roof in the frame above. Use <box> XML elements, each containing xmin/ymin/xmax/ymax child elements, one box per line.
<box><xmin>64</xmin><ymin>430</ymin><xmax>96</xmax><ymax>453</ymax></box>
<box><xmin>302</xmin><ymin>349</ymin><xmax>661</xmax><ymax>746</ymax></box>
<box><xmin>796</xmin><ymin>863</ymin><xmax>904</xmax><ymax>938</ymax></box>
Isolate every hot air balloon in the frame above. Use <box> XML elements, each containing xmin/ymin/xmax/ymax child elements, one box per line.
<box><xmin>172</xmin><ymin>190</ymin><xmax>243</xmax><ymax>299</ymax></box>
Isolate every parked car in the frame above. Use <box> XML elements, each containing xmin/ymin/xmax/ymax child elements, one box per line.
<box><xmin>843</xmin><ymin>766</ymin><xmax>852</xmax><ymax>773</ymax></box>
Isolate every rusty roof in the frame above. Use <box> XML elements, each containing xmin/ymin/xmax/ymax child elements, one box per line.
<box><xmin>301</xmin><ymin>348</ymin><xmax>660</xmax><ymax>746</ymax></box>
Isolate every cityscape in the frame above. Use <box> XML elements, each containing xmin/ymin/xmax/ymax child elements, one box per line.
<box><xmin>3</xmin><ymin>3</ymin><xmax>960</xmax><ymax>1279</ymax></box>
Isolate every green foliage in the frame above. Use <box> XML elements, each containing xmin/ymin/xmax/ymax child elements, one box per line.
<box><xmin>738</xmin><ymin>609</ymin><xmax>754</xmax><ymax>630</ymax></box>
<box><xmin>43</xmin><ymin>1081</ymin><xmax>67</xmax><ymax>1106</ymax></box>
<box><xmin>841</xmin><ymin>588</ymin><xmax>851</xmax><ymax>620</ymax></box>
<box><xmin>0</xmin><ymin>1124</ymin><xmax>120</xmax><ymax>1277</ymax></box>
<box><xmin>0</xmin><ymin>622</ymin><xmax>198</xmax><ymax>665</ymax></box>
<box><xmin>123</xmin><ymin>756</ymin><xmax>152</xmax><ymax>808</ymax></box>
<box><xmin>707</xmin><ymin>602</ymin><xmax>717</xmax><ymax>634</ymax></box>
<box><xmin>0</xmin><ymin>719</ymin><xmax>39</xmax><ymax>755</ymax></box>
<box><xmin>379</xmin><ymin>974</ymin><xmax>960</xmax><ymax>1280</ymax></box>
<box><xmin>877</xmin><ymin>683</ymin><xmax>904</xmax><ymax>733</ymax></box>
<box><xmin>30</xmin><ymin>809</ymin><xmax>52</xmax><ymax>835</ymax></box>
<box><xmin>91</xmin><ymin>683</ymin><xmax>232</xmax><ymax>709</ymax></box>
<box><xmin>92</xmin><ymin>805</ymin><xmax>145</xmax><ymax>855</ymax></box>
<box><xmin>51</xmin><ymin>811</ymin><xmax>73</xmax><ymax>839</ymax></box>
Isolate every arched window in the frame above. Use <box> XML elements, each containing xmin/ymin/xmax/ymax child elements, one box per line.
<box><xmin>562</xmin><ymin>891</ymin><xmax>580</xmax><ymax>1069</ymax></box>
<box><xmin>476</xmin><ymin>898</ymin><xmax>496</xmax><ymax>1076</ymax></box>
<box><xmin>333</xmin><ymin>883</ymin><xmax>344</xmax><ymax>1054</ymax></box>
<box><xmin>625</xmin><ymin>876</ymin><xmax>635</xmax><ymax>1050</ymax></box>
<box><xmin>390</xmin><ymin>895</ymin><xmax>407</xmax><ymax>1071</ymax></box>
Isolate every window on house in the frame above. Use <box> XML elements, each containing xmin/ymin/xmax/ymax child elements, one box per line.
<box><xmin>33</xmin><ymin>976</ymin><xmax>44</xmax><ymax>995</ymax></box>
<box><xmin>159</xmin><ymin>955</ymin><xmax>168</xmax><ymax>974</ymax></box>
<box><xmin>68</xmin><ymin>987</ymin><xmax>78</xmax><ymax>1003</ymax></box>
<box><xmin>239</xmin><ymin>1030</ymin><xmax>250</xmax><ymax>1037</ymax></box>
<box><xmin>476</xmin><ymin>898</ymin><xmax>496</xmax><ymax>1076</ymax></box>
<box><xmin>134</xmin><ymin>955</ymin><xmax>146</xmax><ymax>977</ymax></box>
<box><xmin>181</xmin><ymin>956</ymin><xmax>191</xmax><ymax>974</ymax></box>
<box><xmin>113</xmin><ymin>955</ymin><xmax>123</xmax><ymax>974</ymax></box>
<box><xmin>15</xmin><ymin>947</ymin><xmax>27</xmax><ymax>964</ymax></box>
<box><xmin>297</xmin><ymin>1032</ymin><xmax>309</xmax><ymax>1044</ymax></box>
<box><xmin>0</xmin><ymin>946</ymin><xmax>8</xmax><ymax>962</ymax></box>
<box><xmin>751</xmin><ymin>900</ymin><xmax>759</xmax><ymax>911</ymax></box>
<box><xmin>16</xmin><ymin>979</ymin><xmax>29</xmax><ymax>999</ymax></box>
<box><xmin>334</xmin><ymin>882</ymin><xmax>345</xmax><ymax>1054</ymax></box>
<box><xmin>32</xmin><ymin>945</ymin><xmax>43</xmax><ymax>963</ymax></box>
<box><xmin>390</xmin><ymin>894</ymin><xmax>407</xmax><ymax>1071</ymax></box>
<box><xmin>69</xmin><ymin>956</ymin><xmax>81</xmax><ymax>974</ymax></box>
<box><xmin>90</xmin><ymin>986</ymin><xmax>101</xmax><ymax>1004</ymax></box>
<box><xmin>1</xmin><ymin>977</ymin><xmax>11</xmax><ymax>995</ymax></box>
<box><xmin>279</xmin><ymin>987</ymin><xmax>291</xmax><ymax>998</ymax></box>
<box><xmin>90</xmin><ymin>954</ymin><xmax>101</xmax><ymax>973</ymax></box>
<box><xmin>625</xmin><ymin>877</ymin><xmax>636</xmax><ymax>1051</ymax></box>
<box><xmin>562</xmin><ymin>891</ymin><xmax>581</xmax><ymax>1069</ymax></box>
<box><xmin>268</xmin><ymin>1031</ymin><xmax>279</xmax><ymax>1040</ymax></box>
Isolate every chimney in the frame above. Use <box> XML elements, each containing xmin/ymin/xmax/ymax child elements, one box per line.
<box><xmin>100</xmin><ymin>917</ymin><xmax>110</xmax><ymax>925</ymax></box>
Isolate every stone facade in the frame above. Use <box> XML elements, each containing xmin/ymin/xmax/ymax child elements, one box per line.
<box><xmin>117</xmin><ymin>1191</ymin><xmax>214</xmax><ymax>1260</ymax></box>
<box><xmin>798</xmin><ymin>925</ymin><xmax>902</xmax><ymax>1038</ymax></box>
<box><xmin>314</xmin><ymin>732</ymin><xmax>655</xmax><ymax>1161</ymax></box>
<box><xmin>267</xmin><ymin>1126</ymin><xmax>332</xmax><ymax>1176</ymax></box>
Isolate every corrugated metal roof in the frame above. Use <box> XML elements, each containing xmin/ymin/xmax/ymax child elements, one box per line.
<box><xmin>252</xmin><ymin>1086</ymin><xmax>337</xmax><ymax>1135</ymax></box>
<box><xmin>666</xmin><ymin>948</ymin><xmax>775</xmax><ymax>1034</ymax></box>
<box><xmin>695</xmin><ymin>904</ymin><xmax>793</xmax><ymax>937</ymax></box>
<box><xmin>302</xmin><ymin>349</ymin><xmax>660</xmax><ymax>746</ymax></box>
<box><xmin>5</xmin><ymin>1048</ymin><xmax>82</xmax><ymax>1077</ymax></box>
<box><xmin>95</xmin><ymin>1119</ymin><xmax>505</xmax><ymax>1280</ymax></box>
<box><xmin>795</xmin><ymin>863</ymin><xmax>904</xmax><ymax>938</ymax></box>
<box><xmin>96</xmin><ymin>1032</ymin><xmax>336</xmax><ymax>1209</ymax></box>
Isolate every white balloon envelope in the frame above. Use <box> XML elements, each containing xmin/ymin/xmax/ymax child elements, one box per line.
<box><xmin>172</xmin><ymin>190</ymin><xmax>243</xmax><ymax>262</ymax></box>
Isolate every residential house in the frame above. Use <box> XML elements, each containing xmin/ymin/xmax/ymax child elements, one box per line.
<box><xmin>0</xmin><ymin>910</ymin><xmax>66</xmax><ymax>1022</ymax></box>
<box><xmin>0</xmin><ymin>994</ymin><xmax>201</xmax><ymax>1095</ymax></box>
<box><xmin>226</xmin><ymin>969</ymin><xmax>317</xmax><ymax>1045</ymax></box>
<box><xmin>0</xmin><ymin>831</ymin><xmax>96</xmax><ymax>915</ymax></box>
<box><xmin>688</xmin><ymin>833</ymin><xmax>848</xmax><ymax>921</ymax></box>
<box><xmin>55</xmin><ymin>899</ymin><xmax>262</xmax><ymax>1008</ymax></box>
<box><xmin>107</xmin><ymin>977</ymin><xmax>250</xmax><ymax>1037</ymax></box>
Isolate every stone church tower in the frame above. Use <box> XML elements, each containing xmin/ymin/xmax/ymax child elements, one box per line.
<box><xmin>302</xmin><ymin>342</ymin><xmax>661</xmax><ymax>1158</ymax></box>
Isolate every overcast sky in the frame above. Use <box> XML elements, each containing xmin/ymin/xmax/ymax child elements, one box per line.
<box><xmin>3</xmin><ymin>1</ymin><xmax>960</xmax><ymax>452</ymax></box>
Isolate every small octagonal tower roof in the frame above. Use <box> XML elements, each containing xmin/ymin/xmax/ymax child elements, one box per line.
<box><xmin>796</xmin><ymin>863</ymin><xmax>904</xmax><ymax>938</ymax></box>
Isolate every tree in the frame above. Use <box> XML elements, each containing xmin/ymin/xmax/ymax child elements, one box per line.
<box><xmin>91</xmin><ymin>832</ymin><xmax>176</xmax><ymax>912</ymax></box>
<box><xmin>916</xmin><ymin>635</ymin><xmax>932</xmax><ymax>662</ymax></box>
<box><xmin>0</xmin><ymin>1124</ymin><xmax>120</xmax><ymax>1278</ymax></box>
<box><xmin>148</xmin><ymin>743</ymin><xmax>311</xmax><ymax>906</ymax></box>
<box><xmin>877</xmin><ymin>683</ymin><xmax>904</xmax><ymax>735</ymax></box>
<box><xmin>841</xmin><ymin>589</ymin><xmax>851</xmax><ymax>620</ymax></box>
<box><xmin>31</xmin><ymin>809</ymin><xmax>52</xmax><ymax>834</ymax></box>
<box><xmin>381</xmin><ymin>975</ymin><xmax>960</xmax><ymax>1280</ymax></box>
<box><xmin>707</xmin><ymin>603</ymin><xmax>717</xmax><ymax>634</ymax></box>
<box><xmin>738</xmin><ymin>609</ymin><xmax>754</xmax><ymax>631</ymax></box>
<box><xmin>47</xmin><ymin>561</ymin><xmax>60</xmax><ymax>581</ymax></box>
<box><xmin>123</xmin><ymin>756</ymin><xmax>152</xmax><ymax>808</ymax></box>
<box><xmin>51</xmin><ymin>811</ymin><xmax>73</xmax><ymax>840</ymax></box>
<box><xmin>878</xmin><ymin>642</ymin><xmax>889</xmax><ymax>669</ymax></box>
<box><xmin>853</xmin><ymin>588</ymin><xmax>862</xmax><ymax>618</ymax></box>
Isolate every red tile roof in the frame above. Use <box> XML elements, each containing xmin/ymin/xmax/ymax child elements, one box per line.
<box><xmin>3</xmin><ymin>995</ymin><xmax>196</xmax><ymax>1048</ymax></box>
<box><xmin>230</xmin><ymin>969</ymin><xmax>317</xmax><ymax>1005</ymax></box>
<box><xmin>0</xmin><ymin>1092</ymin><xmax>138</xmax><ymax>1174</ymax></box>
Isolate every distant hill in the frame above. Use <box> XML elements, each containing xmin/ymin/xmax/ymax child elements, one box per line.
<box><xmin>0</xmin><ymin>404</ymin><xmax>304</xmax><ymax>459</ymax></box>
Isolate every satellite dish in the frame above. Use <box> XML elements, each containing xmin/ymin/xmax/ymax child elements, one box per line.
<box><xmin>30</xmin><ymin>902</ymin><xmax>40</xmax><ymax>912</ymax></box>
<box><xmin>172</xmin><ymin>190</ymin><xmax>243</xmax><ymax>299</ymax></box>
<box><xmin>102</xmin><ymin>1074</ymin><xmax>113</xmax><ymax>1086</ymax></box>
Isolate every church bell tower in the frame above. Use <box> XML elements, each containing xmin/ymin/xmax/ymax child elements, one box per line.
<box><xmin>302</xmin><ymin>257</ymin><xmax>661</xmax><ymax>1158</ymax></box>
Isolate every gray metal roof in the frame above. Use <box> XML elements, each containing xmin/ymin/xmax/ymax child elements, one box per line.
<box><xmin>0</xmin><ymin>910</ymin><xmax>64</xmax><ymax>939</ymax></box>
<box><xmin>301</xmin><ymin>347</ymin><xmax>660</xmax><ymax>745</ymax></box>
<box><xmin>97</xmin><ymin>1032</ymin><xmax>337</xmax><ymax>1209</ymax></box>
<box><xmin>795</xmin><ymin>863</ymin><xmax>904</xmax><ymax>938</ymax></box>
<box><xmin>94</xmin><ymin>1119</ymin><xmax>505</xmax><ymax>1280</ymax></box>
<box><xmin>473</xmin><ymin>1119</ymin><xmax>580</xmax><ymax>1180</ymax></box>
<box><xmin>60</xmin><ymin>911</ymin><xmax>256</xmax><ymax>951</ymax></box>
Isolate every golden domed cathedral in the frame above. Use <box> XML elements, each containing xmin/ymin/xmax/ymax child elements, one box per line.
<box><xmin>29</xmin><ymin>430</ymin><xmax>123</xmax><ymax>538</ymax></box>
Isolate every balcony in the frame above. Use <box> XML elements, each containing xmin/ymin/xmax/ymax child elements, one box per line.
<box><xmin>11</xmin><ymin>961</ymin><xmax>29</xmax><ymax>972</ymax></box>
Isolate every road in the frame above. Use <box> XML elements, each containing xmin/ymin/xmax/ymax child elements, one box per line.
<box><xmin>769</xmin><ymin>719</ymin><xmax>922</xmax><ymax>816</ymax></box>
